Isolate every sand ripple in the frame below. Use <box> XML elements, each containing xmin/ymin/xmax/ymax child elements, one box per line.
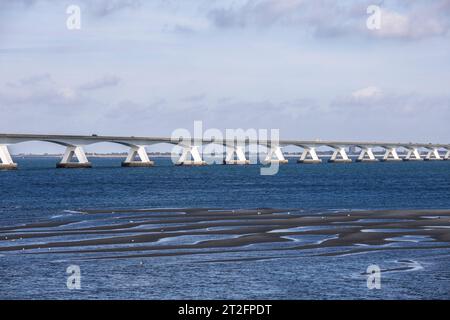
<box><xmin>0</xmin><ymin>208</ymin><xmax>449</xmax><ymax>261</ymax></box>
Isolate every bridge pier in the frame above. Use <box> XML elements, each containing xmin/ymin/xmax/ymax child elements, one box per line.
<box><xmin>56</xmin><ymin>146</ymin><xmax>92</xmax><ymax>168</ymax></box>
<box><xmin>0</xmin><ymin>145</ymin><xmax>17</xmax><ymax>170</ymax></box>
<box><xmin>223</xmin><ymin>146</ymin><xmax>249</xmax><ymax>165</ymax></box>
<box><xmin>121</xmin><ymin>146</ymin><xmax>154</xmax><ymax>167</ymax></box>
<box><xmin>403</xmin><ymin>148</ymin><xmax>423</xmax><ymax>161</ymax></box>
<box><xmin>263</xmin><ymin>146</ymin><xmax>288</xmax><ymax>164</ymax></box>
<box><xmin>329</xmin><ymin>147</ymin><xmax>352</xmax><ymax>163</ymax></box>
<box><xmin>356</xmin><ymin>147</ymin><xmax>378</xmax><ymax>162</ymax></box>
<box><xmin>424</xmin><ymin>148</ymin><xmax>443</xmax><ymax>161</ymax></box>
<box><xmin>381</xmin><ymin>147</ymin><xmax>402</xmax><ymax>162</ymax></box>
<box><xmin>297</xmin><ymin>147</ymin><xmax>321</xmax><ymax>164</ymax></box>
<box><xmin>176</xmin><ymin>145</ymin><xmax>206</xmax><ymax>166</ymax></box>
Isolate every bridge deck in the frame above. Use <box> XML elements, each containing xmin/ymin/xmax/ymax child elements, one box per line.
<box><xmin>0</xmin><ymin>133</ymin><xmax>448</xmax><ymax>148</ymax></box>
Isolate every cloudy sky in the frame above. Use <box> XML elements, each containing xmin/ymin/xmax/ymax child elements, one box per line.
<box><xmin>1</xmin><ymin>0</ymin><xmax>449</xmax><ymax>153</ymax></box>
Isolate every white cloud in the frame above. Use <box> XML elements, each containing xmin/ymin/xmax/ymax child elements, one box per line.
<box><xmin>334</xmin><ymin>88</ymin><xmax>450</xmax><ymax>119</ymax></box>
<box><xmin>351</xmin><ymin>86</ymin><xmax>382</xmax><ymax>100</ymax></box>
<box><xmin>0</xmin><ymin>0</ymin><xmax>142</xmax><ymax>17</ymax></box>
<box><xmin>82</xmin><ymin>0</ymin><xmax>141</xmax><ymax>17</ymax></box>
<box><xmin>0</xmin><ymin>74</ymin><xmax>118</xmax><ymax>110</ymax></box>
<box><xmin>0</xmin><ymin>74</ymin><xmax>79</xmax><ymax>106</ymax></box>
<box><xmin>78</xmin><ymin>75</ymin><xmax>121</xmax><ymax>91</ymax></box>
<box><xmin>373</xmin><ymin>7</ymin><xmax>450</xmax><ymax>39</ymax></box>
<box><xmin>6</xmin><ymin>73</ymin><xmax>52</xmax><ymax>87</ymax></box>
<box><xmin>207</xmin><ymin>0</ymin><xmax>450</xmax><ymax>40</ymax></box>
<box><xmin>378</xmin><ymin>10</ymin><xmax>410</xmax><ymax>38</ymax></box>
<box><xmin>58</xmin><ymin>87</ymin><xmax>76</xmax><ymax>99</ymax></box>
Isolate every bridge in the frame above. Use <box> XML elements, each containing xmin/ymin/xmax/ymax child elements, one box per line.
<box><xmin>0</xmin><ymin>133</ymin><xmax>449</xmax><ymax>169</ymax></box>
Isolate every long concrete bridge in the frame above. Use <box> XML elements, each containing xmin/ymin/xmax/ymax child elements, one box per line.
<box><xmin>0</xmin><ymin>133</ymin><xmax>449</xmax><ymax>169</ymax></box>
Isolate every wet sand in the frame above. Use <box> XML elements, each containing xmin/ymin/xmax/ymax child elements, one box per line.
<box><xmin>0</xmin><ymin>208</ymin><xmax>449</xmax><ymax>261</ymax></box>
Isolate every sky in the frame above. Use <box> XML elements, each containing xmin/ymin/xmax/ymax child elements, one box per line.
<box><xmin>0</xmin><ymin>0</ymin><xmax>449</xmax><ymax>153</ymax></box>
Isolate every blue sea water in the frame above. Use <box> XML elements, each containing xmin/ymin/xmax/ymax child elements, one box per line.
<box><xmin>0</xmin><ymin>157</ymin><xmax>449</xmax><ymax>299</ymax></box>
<box><xmin>1</xmin><ymin>157</ymin><xmax>450</xmax><ymax>223</ymax></box>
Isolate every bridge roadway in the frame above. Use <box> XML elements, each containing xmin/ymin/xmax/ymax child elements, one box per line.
<box><xmin>0</xmin><ymin>133</ymin><xmax>449</xmax><ymax>169</ymax></box>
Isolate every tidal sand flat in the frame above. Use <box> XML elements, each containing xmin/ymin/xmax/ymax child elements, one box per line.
<box><xmin>1</xmin><ymin>208</ymin><xmax>449</xmax><ymax>259</ymax></box>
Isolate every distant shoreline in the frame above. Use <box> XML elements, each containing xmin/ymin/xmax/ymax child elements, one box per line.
<box><xmin>11</xmin><ymin>152</ymin><xmax>411</xmax><ymax>159</ymax></box>
<box><xmin>12</xmin><ymin>154</ymin><xmax>172</xmax><ymax>158</ymax></box>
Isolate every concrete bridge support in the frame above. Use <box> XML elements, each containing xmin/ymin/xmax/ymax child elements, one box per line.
<box><xmin>122</xmin><ymin>146</ymin><xmax>154</xmax><ymax>167</ymax></box>
<box><xmin>0</xmin><ymin>145</ymin><xmax>17</xmax><ymax>170</ymax></box>
<box><xmin>263</xmin><ymin>146</ymin><xmax>288</xmax><ymax>164</ymax></box>
<box><xmin>297</xmin><ymin>147</ymin><xmax>322</xmax><ymax>164</ymax></box>
<box><xmin>356</xmin><ymin>147</ymin><xmax>378</xmax><ymax>162</ymax></box>
<box><xmin>56</xmin><ymin>146</ymin><xmax>92</xmax><ymax>168</ymax></box>
<box><xmin>176</xmin><ymin>145</ymin><xmax>206</xmax><ymax>166</ymax></box>
<box><xmin>403</xmin><ymin>148</ymin><xmax>423</xmax><ymax>161</ymax></box>
<box><xmin>424</xmin><ymin>148</ymin><xmax>443</xmax><ymax>161</ymax></box>
<box><xmin>329</xmin><ymin>147</ymin><xmax>352</xmax><ymax>163</ymax></box>
<box><xmin>381</xmin><ymin>147</ymin><xmax>402</xmax><ymax>162</ymax></box>
<box><xmin>223</xmin><ymin>146</ymin><xmax>249</xmax><ymax>165</ymax></box>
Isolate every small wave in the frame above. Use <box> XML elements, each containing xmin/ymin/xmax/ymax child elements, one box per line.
<box><xmin>361</xmin><ymin>228</ymin><xmax>420</xmax><ymax>233</ymax></box>
<box><xmin>385</xmin><ymin>235</ymin><xmax>433</xmax><ymax>243</ymax></box>
<box><xmin>421</xmin><ymin>216</ymin><xmax>445</xmax><ymax>219</ymax></box>
<box><xmin>282</xmin><ymin>234</ymin><xmax>339</xmax><ymax>244</ymax></box>
<box><xmin>317</xmin><ymin>235</ymin><xmax>339</xmax><ymax>244</ymax></box>
<box><xmin>424</xmin><ymin>226</ymin><xmax>450</xmax><ymax>229</ymax></box>
<box><xmin>395</xmin><ymin>259</ymin><xmax>424</xmax><ymax>272</ymax></box>
<box><xmin>325</xmin><ymin>208</ymin><xmax>351</xmax><ymax>213</ymax></box>
<box><xmin>63</xmin><ymin>210</ymin><xmax>85</xmax><ymax>214</ymax></box>
<box><xmin>269</xmin><ymin>225</ymin><xmax>352</xmax><ymax>233</ymax></box>
<box><xmin>357</xmin><ymin>218</ymin><xmax>415</xmax><ymax>223</ymax></box>
<box><xmin>51</xmin><ymin>214</ymin><xmax>72</xmax><ymax>219</ymax></box>
<box><xmin>359</xmin><ymin>259</ymin><xmax>424</xmax><ymax>276</ymax></box>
